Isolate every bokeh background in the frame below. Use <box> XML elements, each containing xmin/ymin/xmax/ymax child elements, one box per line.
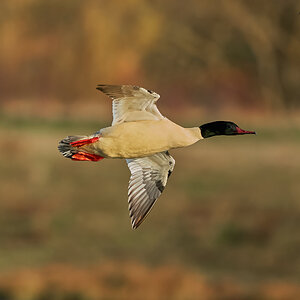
<box><xmin>0</xmin><ymin>1</ymin><xmax>300</xmax><ymax>299</ymax></box>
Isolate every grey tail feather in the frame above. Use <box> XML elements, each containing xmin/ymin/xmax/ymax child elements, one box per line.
<box><xmin>58</xmin><ymin>135</ymin><xmax>86</xmax><ymax>159</ymax></box>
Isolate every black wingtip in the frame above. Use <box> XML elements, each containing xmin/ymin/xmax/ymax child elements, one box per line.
<box><xmin>96</xmin><ymin>84</ymin><xmax>104</xmax><ymax>91</ymax></box>
<box><xmin>130</xmin><ymin>217</ymin><xmax>141</xmax><ymax>230</ymax></box>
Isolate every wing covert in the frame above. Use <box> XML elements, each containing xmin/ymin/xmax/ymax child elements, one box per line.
<box><xmin>96</xmin><ymin>84</ymin><xmax>164</xmax><ymax>125</ymax></box>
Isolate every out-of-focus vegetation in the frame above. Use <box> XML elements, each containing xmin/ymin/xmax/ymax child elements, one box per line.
<box><xmin>1</xmin><ymin>1</ymin><xmax>300</xmax><ymax>299</ymax></box>
<box><xmin>0</xmin><ymin>118</ymin><xmax>300</xmax><ymax>299</ymax></box>
<box><xmin>0</xmin><ymin>0</ymin><xmax>299</xmax><ymax>110</ymax></box>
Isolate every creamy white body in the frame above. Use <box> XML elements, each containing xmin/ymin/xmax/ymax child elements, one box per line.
<box><xmin>81</xmin><ymin>119</ymin><xmax>203</xmax><ymax>158</ymax></box>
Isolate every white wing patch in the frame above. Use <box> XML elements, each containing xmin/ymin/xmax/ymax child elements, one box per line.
<box><xmin>96</xmin><ymin>84</ymin><xmax>164</xmax><ymax>125</ymax></box>
<box><xmin>126</xmin><ymin>152</ymin><xmax>175</xmax><ymax>229</ymax></box>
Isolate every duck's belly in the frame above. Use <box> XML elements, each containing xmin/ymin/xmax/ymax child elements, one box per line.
<box><xmin>90</xmin><ymin>119</ymin><xmax>199</xmax><ymax>158</ymax></box>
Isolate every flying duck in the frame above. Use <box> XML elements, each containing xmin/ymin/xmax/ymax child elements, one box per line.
<box><xmin>58</xmin><ymin>85</ymin><xmax>255</xmax><ymax>229</ymax></box>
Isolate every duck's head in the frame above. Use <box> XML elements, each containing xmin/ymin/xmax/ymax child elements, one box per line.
<box><xmin>200</xmin><ymin>121</ymin><xmax>256</xmax><ymax>138</ymax></box>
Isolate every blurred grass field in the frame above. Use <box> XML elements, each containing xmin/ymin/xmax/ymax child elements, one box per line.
<box><xmin>0</xmin><ymin>114</ymin><xmax>299</xmax><ymax>299</ymax></box>
<box><xmin>1</xmin><ymin>1</ymin><xmax>299</xmax><ymax>298</ymax></box>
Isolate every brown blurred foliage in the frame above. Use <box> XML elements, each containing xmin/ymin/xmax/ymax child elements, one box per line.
<box><xmin>1</xmin><ymin>262</ymin><xmax>300</xmax><ymax>300</ymax></box>
<box><xmin>0</xmin><ymin>0</ymin><xmax>299</xmax><ymax>110</ymax></box>
<box><xmin>0</xmin><ymin>119</ymin><xmax>300</xmax><ymax>299</ymax></box>
<box><xmin>0</xmin><ymin>2</ymin><xmax>300</xmax><ymax>299</ymax></box>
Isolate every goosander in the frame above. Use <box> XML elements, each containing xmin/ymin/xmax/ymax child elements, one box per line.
<box><xmin>58</xmin><ymin>85</ymin><xmax>255</xmax><ymax>229</ymax></box>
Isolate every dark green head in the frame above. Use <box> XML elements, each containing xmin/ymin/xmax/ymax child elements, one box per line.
<box><xmin>200</xmin><ymin>121</ymin><xmax>256</xmax><ymax>138</ymax></box>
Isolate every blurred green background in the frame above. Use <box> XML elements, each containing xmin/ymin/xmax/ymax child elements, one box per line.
<box><xmin>0</xmin><ymin>1</ymin><xmax>300</xmax><ymax>299</ymax></box>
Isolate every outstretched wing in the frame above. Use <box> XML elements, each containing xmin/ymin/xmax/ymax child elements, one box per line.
<box><xmin>126</xmin><ymin>152</ymin><xmax>175</xmax><ymax>229</ymax></box>
<box><xmin>96</xmin><ymin>84</ymin><xmax>164</xmax><ymax>125</ymax></box>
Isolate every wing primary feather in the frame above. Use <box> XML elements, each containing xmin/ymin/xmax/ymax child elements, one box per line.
<box><xmin>126</xmin><ymin>152</ymin><xmax>175</xmax><ymax>229</ymax></box>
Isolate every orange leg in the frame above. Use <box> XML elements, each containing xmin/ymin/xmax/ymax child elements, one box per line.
<box><xmin>71</xmin><ymin>151</ymin><xmax>104</xmax><ymax>162</ymax></box>
<box><xmin>70</xmin><ymin>136</ymin><xmax>100</xmax><ymax>147</ymax></box>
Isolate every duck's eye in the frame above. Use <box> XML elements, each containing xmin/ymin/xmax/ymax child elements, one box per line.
<box><xmin>147</xmin><ymin>89</ymin><xmax>153</xmax><ymax>94</ymax></box>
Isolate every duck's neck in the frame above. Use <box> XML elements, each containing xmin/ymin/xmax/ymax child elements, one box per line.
<box><xmin>185</xmin><ymin>127</ymin><xmax>204</xmax><ymax>141</ymax></box>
